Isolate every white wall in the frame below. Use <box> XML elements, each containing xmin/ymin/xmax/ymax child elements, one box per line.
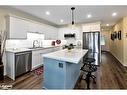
<box><xmin>58</xmin><ymin>25</ymin><xmax>82</xmax><ymax>45</ymax></box>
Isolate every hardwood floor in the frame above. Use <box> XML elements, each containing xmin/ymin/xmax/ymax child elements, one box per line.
<box><xmin>0</xmin><ymin>71</ymin><xmax>43</xmax><ymax>89</ymax></box>
<box><xmin>75</xmin><ymin>51</ymin><xmax>127</xmax><ymax>89</ymax></box>
<box><xmin>0</xmin><ymin>51</ymin><xmax>127</xmax><ymax>89</ymax></box>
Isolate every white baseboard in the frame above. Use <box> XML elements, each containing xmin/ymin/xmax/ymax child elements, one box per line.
<box><xmin>123</xmin><ymin>64</ymin><xmax>127</xmax><ymax>67</ymax></box>
<box><xmin>109</xmin><ymin>52</ymin><xmax>126</xmax><ymax>67</ymax></box>
<box><xmin>32</xmin><ymin>64</ymin><xmax>43</xmax><ymax>71</ymax></box>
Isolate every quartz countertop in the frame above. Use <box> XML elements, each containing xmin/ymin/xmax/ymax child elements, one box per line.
<box><xmin>5</xmin><ymin>48</ymin><xmax>32</xmax><ymax>53</ymax></box>
<box><xmin>6</xmin><ymin>46</ymin><xmax>61</xmax><ymax>53</ymax></box>
<box><xmin>43</xmin><ymin>48</ymin><xmax>88</xmax><ymax>64</ymax></box>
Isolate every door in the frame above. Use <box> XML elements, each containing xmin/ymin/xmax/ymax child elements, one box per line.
<box><xmin>101</xmin><ymin>31</ymin><xmax>110</xmax><ymax>51</ymax></box>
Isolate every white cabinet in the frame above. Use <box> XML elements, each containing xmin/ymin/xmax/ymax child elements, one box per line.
<box><xmin>27</xmin><ymin>21</ymin><xmax>39</xmax><ymax>33</ymax></box>
<box><xmin>6</xmin><ymin>16</ymin><xmax>58</xmax><ymax>39</ymax></box>
<box><xmin>82</xmin><ymin>23</ymin><xmax>100</xmax><ymax>32</ymax></box>
<box><xmin>6</xmin><ymin>16</ymin><xmax>28</xmax><ymax>39</ymax></box>
<box><xmin>27</xmin><ymin>21</ymin><xmax>58</xmax><ymax>40</ymax></box>
<box><xmin>32</xmin><ymin>47</ymin><xmax>61</xmax><ymax>70</ymax></box>
<box><xmin>44</xmin><ymin>26</ymin><xmax>58</xmax><ymax>40</ymax></box>
<box><xmin>32</xmin><ymin>50</ymin><xmax>40</xmax><ymax>69</ymax></box>
<box><xmin>90</xmin><ymin>24</ymin><xmax>100</xmax><ymax>31</ymax></box>
<box><xmin>82</xmin><ymin>25</ymin><xmax>91</xmax><ymax>32</ymax></box>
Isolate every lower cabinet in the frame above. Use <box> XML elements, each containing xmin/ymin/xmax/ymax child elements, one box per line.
<box><xmin>32</xmin><ymin>50</ymin><xmax>41</xmax><ymax>70</ymax></box>
<box><xmin>32</xmin><ymin>47</ymin><xmax>61</xmax><ymax>70</ymax></box>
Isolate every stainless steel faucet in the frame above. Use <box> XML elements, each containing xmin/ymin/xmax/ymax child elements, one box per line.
<box><xmin>33</xmin><ymin>40</ymin><xmax>39</xmax><ymax>48</ymax></box>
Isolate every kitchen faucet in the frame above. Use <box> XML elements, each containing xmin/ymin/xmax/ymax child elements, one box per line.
<box><xmin>33</xmin><ymin>40</ymin><xmax>39</xmax><ymax>48</ymax></box>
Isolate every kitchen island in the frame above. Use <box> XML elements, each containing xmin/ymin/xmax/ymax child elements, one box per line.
<box><xmin>43</xmin><ymin>48</ymin><xmax>88</xmax><ymax>89</ymax></box>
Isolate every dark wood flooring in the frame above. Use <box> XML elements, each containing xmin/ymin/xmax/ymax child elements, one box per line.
<box><xmin>0</xmin><ymin>52</ymin><xmax>127</xmax><ymax>89</ymax></box>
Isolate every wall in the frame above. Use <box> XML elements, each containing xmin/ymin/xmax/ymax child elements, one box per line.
<box><xmin>123</xmin><ymin>17</ymin><xmax>127</xmax><ymax>66</ymax></box>
<box><xmin>109</xmin><ymin>18</ymin><xmax>127</xmax><ymax>66</ymax></box>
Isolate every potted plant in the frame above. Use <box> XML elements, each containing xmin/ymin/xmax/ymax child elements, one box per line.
<box><xmin>0</xmin><ymin>30</ymin><xmax>7</xmax><ymax>80</ymax></box>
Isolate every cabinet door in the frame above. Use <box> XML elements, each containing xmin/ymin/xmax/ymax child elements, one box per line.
<box><xmin>32</xmin><ymin>47</ymin><xmax>61</xmax><ymax>69</ymax></box>
<box><xmin>28</xmin><ymin>22</ymin><xmax>39</xmax><ymax>33</ymax></box>
<box><xmin>9</xmin><ymin>17</ymin><xmax>28</xmax><ymax>39</ymax></box>
<box><xmin>82</xmin><ymin>25</ymin><xmax>91</xmax><ymax>32</ymax></box>
<box><xmin>44</xmin><ymin>26</ymin><xmax>58</xmax><ymax>40</ymax></box>
<box><xmin>90</xmin><ymin>24</ymin><xmax>100</xmax><ymax>31</ymax></box>
<box><xmin>32</xmin><ymin>51</ymin><xmax>39</xmax><ymax>69</ymax></box>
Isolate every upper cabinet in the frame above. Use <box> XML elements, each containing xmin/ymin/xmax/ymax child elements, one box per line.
<box><xmin>82</xmin><ymin>22</ymin><xmax>101</xmax><ymax>32</ymax></box>
<box><xmin>6</xmin><ymin>16</ymin><xmax>29</xmax><ymax>39</ymax></box>
<box><xmin>44</xmin><ymin>26</ymin><xmax>58</xmax><ymax>40</ymax></box>
<box><xmin>27</xmin><ymin>22</ymin><xmax>58</xmax><ymax>40</ymax></box>
<box><xmin>6</xmin><ymin>15</ymin><xmax>58</xmax><ymax>40</ymax></box>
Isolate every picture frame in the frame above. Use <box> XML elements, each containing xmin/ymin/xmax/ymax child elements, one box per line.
<box><xmin>118</xmin><ymin>30</ymin><xmax>121</xmax><ymax>40</ymax></box>
<box><xmin>114</xmin><ymin>31</ymin><xmax>117</xmax><ymax>39</ymax></box>
<box><xmin>111</xmin><ymin>33</ymin><xmax>115</xmax><ymax>40</ymax></box>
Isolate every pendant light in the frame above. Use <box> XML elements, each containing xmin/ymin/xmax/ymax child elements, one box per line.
<box><xmin>71</xmin><ymin>7</ymin><xmax>75</xmax><ymax>25</ymax></box>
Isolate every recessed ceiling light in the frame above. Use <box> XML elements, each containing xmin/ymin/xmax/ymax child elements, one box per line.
<box><xmin>87</xmin><ymin>14</ymin><xmax>92</xmax><ymax>18</ymax></box>
<box><xmin>60</xmin><ymin>19</ymin><xmax>64</xmax><ymax>23</ymax></box>
<box><xmin>106</xmin><ymin>24</ymin><xmax>109</xmax><ymax>26</ymax></box>
<box><xmin>112</xmin><ymin>12</ymin><xmax>117</xmax><ymax>16</ymax></box>
<box><xmin>45</xmin><ymin>11</ymin><xmax>50</xmax><ymax>15</ymax></box>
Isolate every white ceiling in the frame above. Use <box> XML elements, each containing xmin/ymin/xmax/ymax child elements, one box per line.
<box><xmin>11</xmin><ymin>6</ymin><xmax>127</xmax><ymax>26</ymax></box>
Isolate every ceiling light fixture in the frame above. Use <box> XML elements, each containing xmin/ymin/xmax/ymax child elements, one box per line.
<box><xmin>106</xmin><ymin>24</ymin><xmax>109</xmax><ymax>26</ymax></box>
<box><xmin>45</xmin><ymin>11</ymin><xmax>50</xmax><ymax>15</ymax></box>
<box><xmin>112</xmin><ymin>12</ymin><xmax>117</xmax><ymax>16</ymax></box>
<box><xmin>71</xmin><ymin>7</ymin><xmax>75</xmax><ymax>25</ymax></box>
<box><xmin>60</xmin><ymin>19</ymin><xmax>64</xmax><ymax>23</ymax></box>
<box><xmin>87</xmin><ymin>14</ymin><xmax>92</xmax><ymax>18</ymax></box>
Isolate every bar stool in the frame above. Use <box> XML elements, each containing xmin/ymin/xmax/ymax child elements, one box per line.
<box><xmin>80</xmin><ymin>58</ymin><xmax>97</xmax><ymax>89</ymax></box>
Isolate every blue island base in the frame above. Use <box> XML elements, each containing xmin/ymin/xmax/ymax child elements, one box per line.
<box><xmin>43</xmin><ymin>57</ymin><xmax>82</xmax><ymax>89</ymax></box>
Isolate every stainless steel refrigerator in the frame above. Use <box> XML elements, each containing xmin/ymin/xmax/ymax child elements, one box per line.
<box><xmin>83</xmin><ymin>32</ymin><xmax>100</xmax><ymax>65</ymax></box>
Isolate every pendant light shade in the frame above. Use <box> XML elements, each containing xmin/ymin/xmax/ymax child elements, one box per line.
<box><xmin>71</xmin><ymin>7</ymin><xmax>75</xmax><ymax>25</ymax></box>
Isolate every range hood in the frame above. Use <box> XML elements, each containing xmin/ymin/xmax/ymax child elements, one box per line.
<box><xmin>64</xmin><ymin>33</ymin><xmax>75</xmax><ymax>38</ymax></box>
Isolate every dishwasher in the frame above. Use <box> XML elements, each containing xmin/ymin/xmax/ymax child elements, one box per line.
<box><xmin>15</xmin><ymin>51</ymin><xmax>32</xmax><ymax>77</ymax></box>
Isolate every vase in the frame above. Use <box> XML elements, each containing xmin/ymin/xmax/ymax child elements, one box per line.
<box><xmin>0</xmin><ymin>62</ymin><xmax>4</xmax><ymax>80</ymax></box>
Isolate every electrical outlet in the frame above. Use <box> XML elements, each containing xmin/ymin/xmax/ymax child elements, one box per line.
<box><xmin>59</xmin><ymin>63</ymin><xmax>63</xmax><ymax>68</ymax></box>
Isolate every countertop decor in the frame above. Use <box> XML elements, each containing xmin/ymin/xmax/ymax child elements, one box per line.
<box><xmin>0</xmin><ymin>30</ymin><xmax>7</xmax><ymax>80</ymax></box>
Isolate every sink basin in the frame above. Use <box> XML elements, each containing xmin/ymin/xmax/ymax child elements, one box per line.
<box><xmin>28</xmin><ymin>47</ymin><xmax>44</xmax><ymax>49</ymax></box>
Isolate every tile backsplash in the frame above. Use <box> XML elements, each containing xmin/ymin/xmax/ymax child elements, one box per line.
<box><xmin>5</xmin><ymin>39</ymin><xmax>67</xmax><ymax>49</ymax></box>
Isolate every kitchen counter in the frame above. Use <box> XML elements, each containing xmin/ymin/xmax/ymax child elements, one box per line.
<box><xmin>6</xmin><ymin>46</ymin><xmax>61</xmax><ymax>53</ymax></box>
<box><xmin>5</xmin><ymin>48</ymin><xmax>32</xmax><ymax>53</ymax></box>
<box><xmin>43</xmin><ymin>48</ymin><xmax>88</xmax><ymax>64</ymax></box>
<box><xmin>43</xmin><ymin>48</ymin><xmax>88</xmax><ymax>89</ymax></box>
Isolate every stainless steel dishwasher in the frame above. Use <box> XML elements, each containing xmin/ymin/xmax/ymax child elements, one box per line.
<box><xmin>15</xmin><ymin>51</ymin><xmax>32</xmax><ymax>77</ymax></box>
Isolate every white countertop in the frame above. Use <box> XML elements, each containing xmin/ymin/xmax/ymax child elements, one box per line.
<box><xmin>6</xmin><ymin>46</ymin><xmax>60</xmax><ymax>53</ymax></box>
<box><xmin>43</xmin><ymin>48</ymin><xmax>88</xmax><ymax>64</ymax></box>
<box><xmin>5</xmin><ymin>48</ymin><xmax>32</xmax><ymax>53</ymax></box>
